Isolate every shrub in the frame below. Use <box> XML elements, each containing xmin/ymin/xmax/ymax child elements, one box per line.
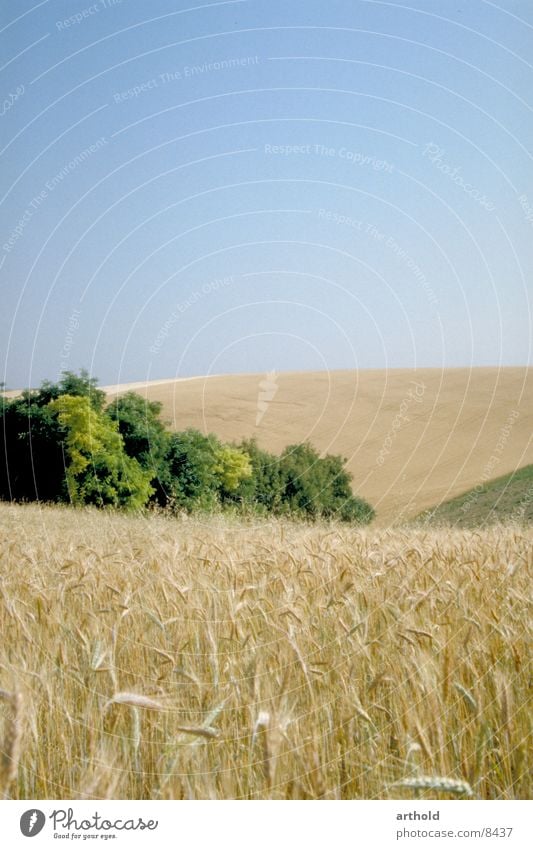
<box><xmin>214</xmin><ymin>444</ymin><xmax>252</xmax><ymax>496</ymax></box>
<box><xmin>0</xmin><ymin>394</ymin><xmax>66</xmax><ymax>502</ymax></box>
<box><xmin>48</xmin><ymin>395</ymin><xmax>153</xmax><ymax>509</ymax></box>
<box><xmin>0</xmin><ymin>370</ymin><xmax>108</xmax><ymax>503</ymax></box>
<box><xmin>106</xmin><ymin>392</ymin><xmax>169</xmax><ymax>500</ymax></box>
<box><xmin>279</xmin><ymin>443</ymin><xmax>326</xmax><ymax>518</ymax></box>
<box><xmin>159</xmin><ymin>429</ymin><xmax>221</xmax><ymax>511</ymax></box>
<box><xmin>231</xmin><ymin>439</ymin><xmax>285</xmax><ymax>512</ymax></box>
<box><xmin>1</xmin><ymin>371</ymin><xmax>375</xmax><ymax>524</ymax></box>
<box><xmin>280</xmin><ymin>442</ymin><xmax>374</xmax><ymax>523</ymax></box>
<box><xmin>230</xmin><ymin>440</ymin><xmax>374</xmax><ymax>524</ymax></box>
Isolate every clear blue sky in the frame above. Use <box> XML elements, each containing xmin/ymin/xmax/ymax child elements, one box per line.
<box><xmin>1</xmin><ymin>0</ymin><xmax>532</xmax><ymax>388</ymax></box>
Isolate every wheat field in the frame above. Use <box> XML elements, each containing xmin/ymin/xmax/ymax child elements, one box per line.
<box><xmin>102</xmin><ymin>367</ymin><xmax>533</xmax><ymax>523</ymax></box>
<box><xmin>0</xmin><ymin>503</ymin><xmax>531</xmax><ymax>800</ymax></box>
<box><xmin>7</xmin><ymin>368</ymin><xmax>532</xmax><ymax>524</ymax></box>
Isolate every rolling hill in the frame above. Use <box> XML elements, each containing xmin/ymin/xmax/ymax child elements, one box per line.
<box><xmin>415</xmin><ymin>464</ymin><xmax>533</xmax><ymax>527</ymax></box>
<box><xmin>102</xmin><ymin>367</ymin><xmax>533</xmax><ymax>524</ymax></box>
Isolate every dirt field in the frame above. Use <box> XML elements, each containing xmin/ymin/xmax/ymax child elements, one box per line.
<box><xmin>103</xmin><ymin>368</ymin><xmax>533</xmax><ymax>523</ymax></box>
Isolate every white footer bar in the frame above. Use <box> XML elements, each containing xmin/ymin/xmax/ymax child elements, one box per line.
<box><xmin>2</xmin><ymin>800</ymin><xmax>531</xmax><ymax>848</ymax></box>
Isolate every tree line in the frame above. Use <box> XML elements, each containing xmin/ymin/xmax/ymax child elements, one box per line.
<box><xmin>0</xmin><ymin>370</ymin><xmax>375</xmax><ymax>524</ymax></box>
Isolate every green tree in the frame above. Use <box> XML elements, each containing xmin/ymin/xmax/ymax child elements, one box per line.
<box><xmin>336</xmin><ymin>494</ymin><xmax>375</xmax><ymax>524</ymax></box>
<box><xmin>0</xmin><ymin>370</ymin><xmax>107</xmax><ymax>503</ymax></box>
<box><xmin>316</xmin><ymin>453</ymin><xmax>375</xmax><ymax>522</ymax></box>
<box><xmin>214</xmin><ymin>444</ymin><xmax>252</xmax><ymax>498</ymax></box>
<box><xmin>231</xmin><ymin>439</ymin><xmax>285</xmax><ymax>512</ymax></box>
<box><xmin>59</xmin><ymin>369</ymin><xmax>106</xmax><ymax>410</ymax></box>
<box><xmin>0</xmin><ymin>394</ymin><xmax>66</xmax><ymax>502</ymax></box>
<box><xmin>34</xmin><ymin>369</ymin><xmax>106</xmax><ymax>409</ymax></box>
<box><xmin>48</xmin><ymin>394</ymin><xmax>153</xmax><ymax>509</ymax></box>
<box><xmin>159</xmin><ymin>429</ymin><xmax>221</xmax><ymax>511</ymax></box>
<box><xmin>106</xmin><ymin>392</ymin><xmax>169</xmax><ymax>498</ymax></box>
<box><xmin>280</xmin><ymin>443</ymin><xmax>324</xmax><ymax>518</ymax></box>
<box><xmin>279</xmin><ymin>442</ymin><xmax>374</xmax><ymax>524</ymax></box>
<box><xmin>0</xmin><ymin>370</ymin><xmax>375</xmax><ymax>523</ymax></box>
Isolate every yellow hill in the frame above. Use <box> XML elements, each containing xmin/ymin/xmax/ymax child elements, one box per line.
<box><xmin>103</xmin><ymin>368</ymin><xmax>532</xmax><ymax>524</ymax></box>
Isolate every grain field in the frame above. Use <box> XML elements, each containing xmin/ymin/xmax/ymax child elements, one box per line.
<box><xmin>0</xmin><ymin>504</ymin><xmax>530</xmax><ymax>800</ymax></box>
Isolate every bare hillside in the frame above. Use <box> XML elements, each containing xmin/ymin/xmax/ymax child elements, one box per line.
<box><xmin>103</xmin><ymin>368</ymin><xmax>532</xmax><ymax>523</ymax></box>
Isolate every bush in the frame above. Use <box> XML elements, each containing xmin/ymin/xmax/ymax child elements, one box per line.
<box><xmin>214</xmin><ymin>444</ymin><xmax>252</xmax><ymax>496</ymax></box>
<box><xmin>159</xmin><ymin>429</ymin><xmax>221</xmax><ymax>511</ymax></box>
<box><xmin>106</xmin><ymin>392</ymin><xmax>169</xmax><ymax>499</ymax></box>
<box><xmin>336</xmin><ymin>495</ymin><xmax>375</xmax><ymax>524</ymax></box>
<box><xmin>1</xmin><ymin>371</ymin><xmax>375</xmax><ymax>524</ymax></box>
<box><xmin>230</xmin><ymin>439</ymin><xmax>285</xmax><ymax>512</ymax></box>
<box><xmin>0</xmin><ymin>394</ymin><xmax>66</xmax><ymax>502</ymax></box>
<box><xmin>279</xmin><ymin>442</ymin><xmax>374</xmax><ymax>523</ymax></box>
<box><xmin>48</xmin><ymin>394</ymin><xmax>153</xmax><ymax>509</ymax></box>
<box><xmin>230</xmin><ymin>440</ymin><xmax>375</xmax><ymax>524</ymax></box>
<box><xmin>0</xmin><ymin>371</ymin><xmax>110</xmax><ymax>503</ymax></box>
<box><xmin>31</xmin><ymin>369</ymin><xmax>107</xmax><ymax>410</ymax></box>
<box><xmin>280</xmin><ymin>443</ymin><xmax>324</xmax><ymax>518</ymax></box>
<box><xmin>158</xmin><ymin>430</ymin><xmax>252</xmax><ymax>511</ymax></box>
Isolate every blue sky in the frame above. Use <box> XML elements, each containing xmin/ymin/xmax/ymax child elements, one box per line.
<box><xmin>1</xmin><ymin>0</ymin><xmax>532</xmax><ymax>387</ymax></box>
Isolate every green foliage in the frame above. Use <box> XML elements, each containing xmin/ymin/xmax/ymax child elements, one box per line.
<box><xmin>58</xmin><ymin>369</ymin><xmax>106</xmax><ymax>410</ymax></box>
<box><xmin>0</xmin><ymin>394</ymin><xmax>66</xmax><ymax>502</ymax></box>
<box><xmin>280</xmin><ymin>443</ymin><xmax>325</xmax><ymax>518</ymax></box>
<box><xmin>214</xmin><ymin>444</ymin><xmax>252</xmax><ymax>494</ymax></box>
<box><xmin>231</xmin><ymin>439</ymin><xmax>286</xmax><ymax>512</ymax></box>
<box><xmin>1</xmin><ymin>370</ymin><xmax>375</xmax><ymax>524</ymax></box>
<box><xmin>0</xmin><ymin>370</ymin><xmax>108</xmax><ymax>503</ymax></box>
<box><xmin>31</xmin><ymin>369</ymin><xmax>106</xmax><ymax>409</ymax></box>
<box><xmin>157</xmin><ymin>431</ymin><xmax>253</xmax><ymax>511</ymax></box>
<box><xmin>48</xmin><ymin>395</ymin><xmax>153</xmax><ymax>509</ymax></box>
<box><xmin>106</xmin><ymin>392</ymin><xmax>169</xmax><ymax>501</ymax></box>
<box><xmin>279</xmin><ymin>442</ymin><xmax>375</xmax><ymax>523</ymax></box>
<box><xmin>159</xmin><ymin>429</ymin><xmax>221</xmax><ymax>511</ymax></box>
<box><xmin>415</xmin><ymin>464</ymin><xmax>533</xmax><ymax>528</ymax></box>
<box><xmin>336</xmin><ymin>494</ymin><xmax>376</xmax><ymax>524</ymax></box>
<box><xmin>228</xmin><ymin>439</ymin><xmax>374</xmax><ymax>524</ymax></box>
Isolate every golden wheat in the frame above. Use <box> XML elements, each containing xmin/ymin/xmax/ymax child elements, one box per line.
<box><xmin>0</xmin><ymin>503</ymin><xmax>531</xmax><ymax>800</ymax></box>
<box><xmin>0</xmin><ymin>688</ymin><xmax>22</xmax><ymax>798</ymax></box>
<box><xmin>390</xmin><ymin>776</ymin><xmax>474</xmax><ymax>796</ymax></box>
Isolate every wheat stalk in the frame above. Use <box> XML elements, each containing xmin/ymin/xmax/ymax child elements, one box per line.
<box><xmin>253</xmin><ymin>711</ymin><xmax>273</xmax><ymax>792</ymax></box>
<box><xmin>104</xmin><ymin>693</ymin><xmax>164</xmax><ymax>711</ymax></box>
<box><xmin>176</xmin><ymin>725</ymin><xmax>219</xmax><ymax>739</ymax></box>
<box><xmin>0</xmin><ymin>505</ymin><xmax>530</xmax><ymax>799</ymax></box>
<box><xmin>0</xmin><ymin>689</ymin><xmax>22</xmax><ymax>798</ymax></box>
<box><xmin>390</xmin><ymin>776</ymin><xmax>473</xmax><ymax>796</ymax></box>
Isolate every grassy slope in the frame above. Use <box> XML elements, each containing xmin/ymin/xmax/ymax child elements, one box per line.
<box><xmin>416</xmin><ymin>464</ymin><xmax>533</xmax><ymax>528</ymax></box>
